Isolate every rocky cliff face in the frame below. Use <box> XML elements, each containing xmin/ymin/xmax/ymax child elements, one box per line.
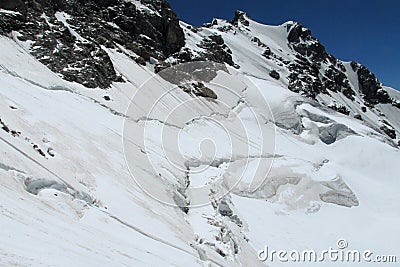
<box><xmin>0</xmin><ymin>0</ymin><xmax>185</xmax><ymax>88</ymax></box>
<box><xmin>0</xmin><ymin>0</ymin><xmax>27</xmax><ymax>14</ymax></box>
<box><xmin>286</xmin><ymin>22</ymin><xmax>354</xmax><ymax>99</ymax></box>
<box><xmin>285</xmin><ymin>21</ymin><xmax>396</xmax><ymax>108</ymax></box>
<box><xmin>350</xmin><ymin>61</ymin><xmax>391</xmax><ymax>105</ymax></box>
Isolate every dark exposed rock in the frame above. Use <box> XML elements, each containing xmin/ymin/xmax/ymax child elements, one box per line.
<box><xmin>0</xmin><ymin>118</ymin><xmax>21</xmax><ymax>137</ymax></box>
<box><xmin>175</xmin><ymin>48</ymin><xmax>194</xmax><ymax>62</ymax></box>
<box><xmin>287</xmin><ymin>59</ymin><xmax>325</xmax><ymax>98</ymax></box>
<box><xmin>285</xmin><ymin>22</ymin><xmax>361</xmax><ymax>102</ymax></box>
<box><xmin>269</xmin><ymin>70</ymin><xmax>280</xmax><ymax>80</ymax></box>
<box><xmin>181</xmin><ymin>82</ymin><xmax>218</xmax><ymax>99</ymax></box>
<box><xmin>350</xmin><ymin>61</ymin><xmax>358</xmax><ymax>71</ymax></box>
<box><xmin>194</xmin><ymin>86</ymin><xmax>218</xmax><ymax>99</ymax></box>
<box><xmin>33</xmin><ymin>144</ymin><xmax>46</xmax><ymax>157</ymax></box>
<box><xmin>323</xmin><ymin>65</ymin><xmax>353</xmax><ymax>99</ymax></box>
<box><xmin>216</xmin><ymin>24</ymin><xmax>234</xmax><ymax>33</ymax></box>
<box><xmin>161</xmin><ymin>33</ymin><xmax>236</xmax><ymax>68</ymax></box>
<box><xmin>287</xmin><ymin>22</ymin><xmax>310</xmax><ymax>43</ymax></box>
<box><xmin>329</xmin><ymin>104</ymin><xmax>350</xmax><ymax>115</ymax></box>
<box><xmin>154</xmin><ymin>61</ymin><xmax>172</xmax><ymax>73</ymax></box>
<box><xmin>1</xmin><ymin>124</ymin><xmax>10</xmax><ymax>133</ymax></box>
<box><xmin>287</xmin><ymin>55</ymin><xmax>326</xmax><ymax>97</ymax></box>
<box><xmin>351</xmin><ymin>62</ymin><xmax>391</xmax><ymax>105</ymax></box>
<box><xmin>380</xmin><ymin>125</ymin><xmax>396</xmax><ymax>139</ymax></box>
<box><xmin>135</xmin><ymin>56</ymin><xmax>146</xmax><ymax>66</ymax></box>
<box><xmin>287</xmin><ymin>22</ymin><xmax>328</xmax><ymax>62</ymax></box>
<box><xmin>0</xmin><ymin>118</ymin><xmax>10</xmax><ymax>133</ymax></box>
<box><xmin>47</xmin><ymin>148</ymin><xmax>55</xmax><ymax>157</ymax></box>
<box><xmin>231</xmin><ymin>10</ymin><xmax>250</xmax><ymax>27</ymax></box>
<box><xmin>209</xmin><ymin>34</ymin><xmax>224</xmax><ymax>45</ymax></box>
<box><xmin>0</xmin><ymin>0</ymin><xmax>27</xmax><ymax>16</ymax></box>
<box><xmin>197</xmin><ymin>35</ymin><xmax>235</xmax><ymax>66</ymax></box>
<box><xmin>354</xmin><ymin>114</ymin><xmax>362</xmax><ymax>120</ymax></box>
<box><xmin>361</xmin><ymin>106</ymin><xmax>367</xmax><ymax>113</ymax></box>
<box><xmin>262</xmin><ymin>47</ymin><xmax>272</xmax><ymax>58</ymax></box>
<box><xmin>251</xmin><ymin>37</ymin><xmax>266</xmax><ymax>47</ymax></box>
<box><xmin>103</xmin><ymin>95</ymin><xmax>111</xmax><ymax>101</ymax></box>
<box><xmin>10</xmin><ymin>130</ymin><xmax>21</xmax><ymax>137</ymax></box>
<box><xmin>342</xmin><ymin>86</ymin><xmax>356</xmax><ymax>100</ymax></box>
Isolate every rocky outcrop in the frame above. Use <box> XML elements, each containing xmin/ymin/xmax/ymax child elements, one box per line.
<box><xmin>179</xmin><ymin>82</ymin><xmax>218</xmax><ymax>99</ymax></box>
<box><xmin>0</xmin><ymin>0</ymin><xmax>185</xmax><ymax>88</ymax></box>
<box><xmin>192</xmin><ymin>82</ymin><xmax>218</xmax><ymax>99</ymax></box>
<box><xmin>380</xmin><ymin>125</ymin><xmax>396</xmax><ymax>139</ymax></box>
<box><xmin>328</xmin><ymin>103</ymin><xmax>350</xmax><ymax>115</ymax></box>
<box><xmin>287</xmin><ymin>22</ymin><xmax>329</xmax><ymax>62</ymax></box>
<box><xmin>154</xmin><ymin>31</ymin><xmax>237</xmax><ymax>71</ymax></box>
<box><xmin>197</xmin><ymin>35</ymin><xmax>235</xmax><ymax>66</ymax></box>
<box><xmin>350</xmin><ymin>61</ymin><xmax>391</xmax><ymax>105</ymax></box>
<box><xmin>231</xmin><ymin>10</ymin><xmax>250</xmax><ymax>27</ymax></box>
<box><xmin>323</xmin><ymin>64</ymin><xmax>354</xmax><ymax>99</ymax></box>
<box><xmin>286</xmin><ymin>22</ymin><xmax>354</xmax><ymax>100</ymax></box>
<box><xmin>269</xmin><ymin>70</ymin><xmax>280</xmax><ymax>80</ymax></box>
<box><xmin>285</xmin><ymin>22</ymin><xmax>394</xmax><ymax>110</ymax></box>
<box><xmin>0</xmin><ymin>0</ymin><xmax>27</xmax><ymax>16</ymax></box>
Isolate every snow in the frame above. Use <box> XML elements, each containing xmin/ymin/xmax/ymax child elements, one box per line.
<box><xmin>124</xmin><ymin>0</ymin><xmax>161</xmax><ymax>17</ymax></box>
<box><xmin>0</xmin><ymin>9</ymin><xmax>21</xmax><ymax>15</ymax></box>
<box><xmin>0</xmin><ymin>10</ymin><xmax>400</xmax><ymax>267</ymax></box>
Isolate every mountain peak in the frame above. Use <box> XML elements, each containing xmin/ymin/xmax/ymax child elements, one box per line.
<box><xmin>231</xmin><ymin>10</ymin><xmax>250</xmax><ymax>26</ymax></box>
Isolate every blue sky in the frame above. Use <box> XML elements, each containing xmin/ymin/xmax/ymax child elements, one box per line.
<box><xmin>168</xmin><ymin>0</ymin><xmax>400</xmax><ymax>90</ymax></box>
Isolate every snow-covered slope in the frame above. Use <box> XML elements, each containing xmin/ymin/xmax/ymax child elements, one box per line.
<box><xmin>0</xmin><ymin>1</ymin><xmax>399</xmax><ymax>266</ymax></box>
